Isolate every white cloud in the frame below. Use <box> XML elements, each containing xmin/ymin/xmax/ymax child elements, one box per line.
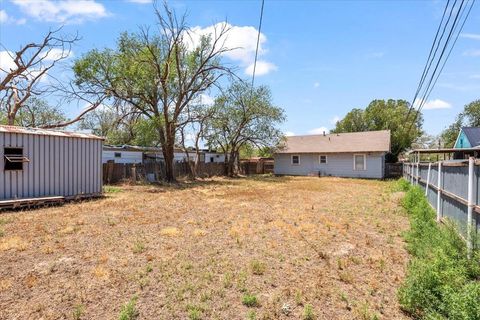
<box><xmin>463</xmin><ymin>49</ymin><xmax>480</xmax><ymax>57</ymax></box>
<box><xmin>245</xmin><ymin>60</ymin><xmax>277</xmax><ymax>76</ymax></box>
<box><xmin>460</xmin><ymin>33</ymin><xmax>480</xmax><ymax>40</ymax></box>
<box><xmin>0</xmin><ymin>51</ymin><xmax>16</xmax><ymax>78</ymax></box>
<box><xmin>470</xmin><ymin>74</ymin><xmax>480</xmax><ymax>79</ymax></box>
<box><xmin>308</xmin><ymin>127</ymin><xmax>330</xmax><ymax>135</ymax></box>
<box><xmin>11</xmin><ymin>0</ymin><xmax>108</xmax><ymax>24</ymax></box>
<box><xmin>313</xmin><ymin>82</ymin><xmax>320</xmax><ymax>88</ymax></box>
<box><xmin>0</xmin><ymin>9</ymin><xmax>26</xmax><ymax>25</ymax></box>
<box><xmin>330</xmin><ymin>116</ymin><xmax>340</xmax><ymax>125</ymax></box>
<box><xmin>198</xmin><ymin>93</ymin><xmax>215</xmax><ymax>106</ymax></box>
<box><xmin>366</xmin><ymin>51</ymin><xmax>385</xmax><ymax>58</ymax></box>
<box><xmin>414</xmin><ymin>98</ymin><xmax>451</xmax><ymax>110</ymax></box>
<box><xmin>42</xmin><ymin>48</ymin><xmax>74</xmax><ymax>61</ymax></box>
<box><xmin>284</xmin><ymin>131</ymin><xmax>295</xmax><ymax>137</ymax></box>
<box><xmin>188</xmin><ymin>22</ymin><xmax>276</xmax><ymax>76</ymax></box>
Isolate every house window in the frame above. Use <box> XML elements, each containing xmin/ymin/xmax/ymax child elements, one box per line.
<box><xmin>319</xmin><ymin>155</ymin><xmax>327</xmax><ymax>164</ymax></box>
<box><xmin>291</xmin><ymin>155</ymin><xmax>300</xmax><ymax>165</ymax></box>
<box><xmin>114</xmin><ymin>152</ymin><xmax>122</xmax><ymax>158</ymax></box>
<box><xmin>4</xmin><ymin>147</ymin><xmax>29</xmax><ymax>171</ymax></box>
<box><xmin>353</xmin><ymin>154</ymin><xmax>366</xmax><ymax>171</ymax></box>
<box><xmin>210</xmin><ymin>157</ymin><xmax>214</xmax><ymax>163</ymax></box>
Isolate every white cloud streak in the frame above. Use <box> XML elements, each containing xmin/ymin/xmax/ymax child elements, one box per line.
<box><xmin>11</xmin><ymin>0</ymin><xmax>108</xmax><ymax>23</ymax></box>
<box><xmin>188</xmin><ymin>22</ymin><xmax>276</xmax><ymax>76</ymax></box>
<box><xmin>463</xmin><ymin>49</ymin><xmax>480</xmax><ymax>57</ymax></box>
<box><xmin>0</xmin><ymin>9</ymin><xmax>26</xmax><ymax>25</ymax></box>
<box><xmin>308</xmin><ymin>127</ymin><xmax>330</xmax><ymax>135</ymax></box>
<box><xmin>460</xmin><ymin>33</ymin><xmax>480</xmax><ymax>40</ymax></box>
<box><xmin>414</xmin><ymin>98</ymin><xmax>452</xmax><ymax>110</ymax></box>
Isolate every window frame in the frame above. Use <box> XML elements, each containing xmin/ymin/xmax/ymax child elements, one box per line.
<box><xmin>319</xmin><ymin>155</ymin><xmax>327</xmax><ymax>164</ymax></box>
<box><xmin>353</xmin><ymin>154</ymin><xmax>367</xmax><ymax>171</ymax></box>
<box><xmin>291</xmin><ymin>155</ymin><xmax>300</xmax><ymax>165</ymax></box>
<box><xmin>114</xmin><ymin>152</ymin><xmax>122</xmax><ymax>158</ymax></box>
<box><xmin>4</xmin><ymin>147</ymin><xmax>29</xmax><ymax>171</ymax></box>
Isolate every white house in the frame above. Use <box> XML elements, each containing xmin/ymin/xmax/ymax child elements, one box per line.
<box><xmin>274</xmin><ymin>130</ymin><xmax>391</xmax><ymax>179</ymax></box>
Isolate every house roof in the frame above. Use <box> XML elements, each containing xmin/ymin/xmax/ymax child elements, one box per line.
<box><xmin>276</xmin><ymin>130</ymin><xmax>391</xmax><ymax>154</ymax></box>
<box><xmin>0</xmin><ymin>125</ymin><xmax>104</xmax><ymax>140</ymax></box>
<box><xmin>462</xmin><ymin>127</ymin><xmax>480</xmax><ymax>147</ymax></box>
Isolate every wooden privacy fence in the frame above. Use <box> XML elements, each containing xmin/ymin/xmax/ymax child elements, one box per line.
<box><xmin>103</xmin><ymin>161</ymin><xmax>225</xmax><ymax>184</ymax></box>
<box><xmin>385</xmin><ymin>163</ymin><xmax>403</xmax><ymax>178</ymax></box>
<box><xmin>403</xmin><ymin>159</ymin><xmax>479</xmax><ymax>257</ymax></box>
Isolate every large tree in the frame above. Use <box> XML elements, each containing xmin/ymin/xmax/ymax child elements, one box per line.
<box><xmin>332</xmin><ymin>99</ymin><xmax>423</xmax><ymax>161</ymax></box>
<box><xmin>73</xmin><ymin>3</ymin><xmax>231</xmax><ymax>181</ymax></box>
<box><xmin>206</xmin><ymin>81</ymin><xmax>285</xmax><ymax>176</ymax></box>
<box><xmin>440</xmin><ymin>99</ymin><xmax>480</xmax><ymax>147</ymax></box>
<box><xmin>0</xmin><ymin>28</ymin><xmax>82</xmax><ymax>127</ymax></box>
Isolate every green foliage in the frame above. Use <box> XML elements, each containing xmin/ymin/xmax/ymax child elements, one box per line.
<box><xmin>118</xmin><ymin>296</ymin><xmax>139</xmax><ymax>320</ymax></box>
<box><xmin>398</xmin><ymin>186</ymin><xmax>480</xmax><ymax>319</ymax></box>
<box><xmin>207</xmin><ymin>81</ymin><xmax>285</xmax><ymax>175</ymax></box>
<box><xmin>303</xmin><ymin>304</ymin><xmax>315</xmax><ymax>320</ymax></box>
<box><xmin>441</xmin><ymin>100</ymin><xmax>480</xmax><ymax>147</ymax></box>
<box><xmin>104</xmin><ymin>186</ymin><xmax>122</xmax><ymax>193</ymax></box>
<box><xmin>72</xmin><ymin>304</ymin><xmax>84</xmax><ymax>320</ymax></box>
<box><xmin>242</xmin><ymin>293</ymin><xmax>259</xmax><ymax>307</ymax></box>
<box><xmin>392</xmin><ymin>178</ymin><xmax>411</xmax><ymax>192</ymax></box>
<box><xmin>332</xmin><ymin>99</ymin><xmax>423</xmax><ymax>160</ymax></box>
<box><xmin>186</xmin><ymin>305</ymin><xmax>202</xmax><ymax>320</ymax></box>
<box><xmin>1</xmin><ymin>97</ymin><xmax>67</xmax><ymax>127</ymax></box>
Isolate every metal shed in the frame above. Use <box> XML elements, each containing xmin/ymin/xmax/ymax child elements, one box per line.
<box><xmin>0</xmin><ymin>125</ymin><xmax>104</xmax><ymax>208</ymax></box>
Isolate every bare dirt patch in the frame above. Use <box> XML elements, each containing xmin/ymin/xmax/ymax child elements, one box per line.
<box><xmin>0</xmin><ymin>176</ymin><xmax>409</xmax><ymax>319</ymax></box>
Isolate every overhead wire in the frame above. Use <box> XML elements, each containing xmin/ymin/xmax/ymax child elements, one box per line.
<box><xmin>251</xmin><ymin>0</ymin><xmax>265</xmax><ymax>89</ymax></box>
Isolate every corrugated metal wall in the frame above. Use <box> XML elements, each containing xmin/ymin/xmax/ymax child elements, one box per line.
<box><xmin>0</xmin><ymin>132</ymin><xmax>103</xmax><ymax>200</ymax></box>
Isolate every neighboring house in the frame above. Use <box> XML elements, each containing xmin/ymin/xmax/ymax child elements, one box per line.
<box><xmin>454</xmin><ymin>127</ymin><xmax>480</xmax><ymax>149</ymax></box>
<box><xmin>0</xmin><ymin>125</ymin><xmax>103</xmax><ymax>203</ymax></box>
<box><xmin>274</xmin><ymin>130</ymin><xmax>391</xmax><ymax>179</ymax></box>
<box><xmin>103</xmin><ymin>145</ymin><xmax>225</xmax><ymax>164</ymax></box>
<box><xmin>103</xmin><ymin>145</ymin><xmax>144</xmax><ymax>164</ymax></box>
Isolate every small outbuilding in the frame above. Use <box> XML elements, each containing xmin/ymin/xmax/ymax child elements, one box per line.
<box><xmin>274</xmin><ymin>130</ymin><xmax>391</xmax><ymax>178</ymax></box>
<box><xmin>0</xmin><ymin>125</ymin><xmax>104</xmax><ymax>207</ymax></box>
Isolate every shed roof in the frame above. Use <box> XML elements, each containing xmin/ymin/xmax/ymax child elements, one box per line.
<box><xmin>0</xmin><ymin>125</ymin><xmax>104</xmax><ymax>140</ymax></box>
<box><xmin>462</xmin><ymin>127</ymin><xmax>480</xmax><ymax>147</ymax></box>
<box><xmin>276</xmin><ymin>130</ymin><xmax>391</xmax><ymax>154</ymax></box>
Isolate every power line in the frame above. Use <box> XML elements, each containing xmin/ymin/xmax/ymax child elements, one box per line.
<box><xmin>405</xmin><ymin>0</ymin><xmax>452</xmax><ymax>122</ymax></box>
<box><xmin>407</xmin><ymin>0</ymin><xmax>476</xmax><ymax>133</ymax></box>
<box><xmin>251</xmin><ymin>0</ymin><xmax>265</xmax><ymax>88</ymax></box>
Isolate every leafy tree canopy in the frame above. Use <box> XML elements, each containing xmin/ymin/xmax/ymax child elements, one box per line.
<box><xmin>441</xmin><ymin>99</ymin><xmax>480</xmax><ymax>147</ymax></box>
<box><xmin>332</xmin><ymin>99</ymin><xmax>423</xmax><ymax>161</ymax></box>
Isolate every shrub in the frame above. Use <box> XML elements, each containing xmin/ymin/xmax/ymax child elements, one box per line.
<box><xmin>119</xmin><ymin>296</ymin><xmax>138</xmax><ymax>320</ymax></box>
<box><xmin>242</xmin><ymin>294</ymin><xmax>259</xmax><ymax>307</ymax></box>
<box><xmin>398</xmin><ymin>186</ymin><xmax>480</xmax><ymax>320</ymax></box>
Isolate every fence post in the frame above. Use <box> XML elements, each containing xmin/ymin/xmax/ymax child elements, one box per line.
<box><xmin>467</xmin><ymin>157</ymin><xmax>474</xmax><ymax>259</ymax></box>
<box><xmin>410</xmin><ymin>163</ymin><xmax>414</xmax><ymax>184</ymax></box>
<box><xmin>425</xmin><ymin>162</ymin><xmax>431</xmax><ymax>197</ymax></box>
<box><xmin>436</xmin><ymin>161</ymin><xmax>442</xmax><ymax>222</ymax></box>
<box><xmin>416</xmin><ymin>162</ymin><xmax>420</xmax><ymax>185</ymax></box>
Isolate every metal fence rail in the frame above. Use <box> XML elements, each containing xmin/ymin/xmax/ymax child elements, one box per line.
<box><xmin>403</xmin><ymin>159</ymin><xmax>479</xmax><ymax>256</ymax></box>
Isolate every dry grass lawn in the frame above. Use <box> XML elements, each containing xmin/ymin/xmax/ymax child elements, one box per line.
<box><xmin>0</xmin><ymin>176</ymin><xmax>410</xmax><ymax>320</ymax></box>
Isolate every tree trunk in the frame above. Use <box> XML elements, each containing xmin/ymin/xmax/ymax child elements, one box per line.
<box><xmin>163</xmin><ymin>142</ymin><xmax>176</xmax><ymax>182</ymax></box>
<box><xmin>227</xmin><ymin>150</ymin><xmax>237</xmax><ymax>177</ymax></box>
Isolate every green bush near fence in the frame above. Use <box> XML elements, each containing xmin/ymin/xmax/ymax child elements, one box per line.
<box><xmin>397</xmin><ymin>180</ymin><xmax>480</xmax><ymax>320</ymax></box>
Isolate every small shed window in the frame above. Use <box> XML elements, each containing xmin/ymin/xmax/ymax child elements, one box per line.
<box><xmin>210</xmin><ymin>157</ymin><xmax>214</xmax><ymax>163</ymax></box>
<box><xmin>291</xmin><ymin>155</ymin><xmax>300</xmax><ymax>165</ymax></box>
<box><xmin>4</xmin><ymin>147</ymin><xmax>29</xmax><ymax>171</ymax></box>
<box><xmin>114</xmin><ymin>152</ymin><xmax>122</xmax><ymax>158</ymax></box>
<box><xmin>353</xmin><ymin>154</ymin><xmax>366</xmax><ymax>171</ymax></box>
<box><xmin>319</xmin><ymin>155</ymin><xmax>327</xmax><ymax>164</ymax></box>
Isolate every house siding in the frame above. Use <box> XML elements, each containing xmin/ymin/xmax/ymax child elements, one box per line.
<box><xmin>274</xmin><ymin>152</ymin><xmax>385</xmax><ymax>178</ymax></box>
<box><xmin>454</xmin><ymin>130</ymin><xmax>472</xmax><ymax>149</ymax></box>
<box><xmin>1</xmin><ymin>132</ymin><xmax>103</xmax><ymax>201</ymax></box>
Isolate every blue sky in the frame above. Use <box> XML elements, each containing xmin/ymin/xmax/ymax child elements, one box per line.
<box><xmin>1</xmin><ymin>0</ymin><xmax>479</xmax><ymax>136</ymax></box>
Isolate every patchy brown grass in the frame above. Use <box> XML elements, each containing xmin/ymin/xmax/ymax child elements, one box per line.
<box><xmin>0</xmin><ymin>176</ymin><xmax>409</xmax><ymax>319</ymax></box>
